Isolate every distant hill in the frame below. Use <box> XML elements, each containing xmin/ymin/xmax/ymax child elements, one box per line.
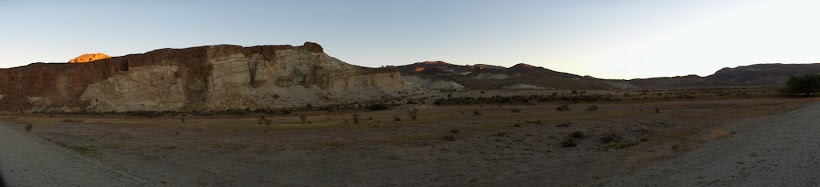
<box><xmin>397</xmin><ymin>61</ymin><xmax>613</xmax><ymax>90</ymax></box>
<box><xmin>398</xmin><ymin>62</ymin><xmax>820</xmax><ymax>90</ymax></box>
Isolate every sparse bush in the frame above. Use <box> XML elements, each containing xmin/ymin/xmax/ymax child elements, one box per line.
<box><xmin>393</xmin><ymin>115</ymin><xmax>401</xmax><ymax>124</ymax></box>
<box><xmin>408</xmin><ymin>108</ymin><xmax>419</xmax><ymax>120</ymax></box>
<box><xmin>510</xmin><ymin>109</ymin><xmax>521</xmax><ymax>113</ymax></box>
<box><xmin>654</xmin><ymin>107</ymin><xmax>660</xmax><ymax>113</ymax></box>
<box><xmin>257</xmin><ymin>116</ymin><xmax>272</xmax><ymax>126</ymax></box>
<box><xmin>299</xmin><ymin>115</ymin><xmax>307</xmax><ymax>124</ymax></box>
<box><xmin>599</xmin><ymin>133</ymin><xmax>624</xmax><ymax>144</ymax></box>
<box><xmin>569</xmin><ymin>131</ymin><xmax>586</xmax><ymax>139</ymax></box>
<box><xmin>450</xmin><ymin>128</ymin><xmax>460</xmax><ymax>133</ymax></box>
<box><xmin>560</xmin><ymin>138</ymin><xmax>577</xmax><ymax>147</ymax></box>
<box><xmin>473</xmin><ymin>111</ymin><xmax>482</xmax><ymax>115</ymax></box>
<box><xmin>442</xmin><ymin>135</ymin><xmax>456</xmax><ymax>141</ymax></box>
<box><xmin>353</xmin><ymin>114</ymin><xmax>361</xmax><ymax>124</ymax></box>
<box><xmin>556</xmin><ymin>104</ymin><xmax>571</xmax><ymax>111</ymax></box>
<box><xmin>586</xmin><ymin>105</ymin><xmax>598</xmax><ymax>111</ymax></box>
<box><xmin>513</xmin><ymin>123</ymin><xmax>522</xmax><ymax>128</ymax></box>
<box><xmin>258</xmin><ymin>116</ymin><xmax>266</xmax><ymax>125</ymax></box>
<box><xmin>367</xmin><ymin>103</ymin><xmax>390</xmax><ymax>111</ymax></box>
<box><xmin>25</xmin><ymin>124</ymin><xmax>32</xmax><ymax>133</ymax></box>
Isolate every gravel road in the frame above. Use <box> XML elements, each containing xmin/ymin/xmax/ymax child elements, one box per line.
<box><xmin>0</xmin><ymin>123</ymin><xmax>153</xmax><ymax>187</ymax></box>
<box><xmin>607</xmin><ymin>102</ymin><xmax>820</xmax><ymax>186</ymax></box>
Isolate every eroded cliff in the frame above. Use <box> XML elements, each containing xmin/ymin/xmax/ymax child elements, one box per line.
<box><xmin>0</xmin><ymin>42</ymin><xmax>413</xmax><ymax>112</ymax></box>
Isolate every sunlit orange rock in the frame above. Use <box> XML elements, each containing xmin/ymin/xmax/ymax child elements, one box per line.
<box><xmin>69</xmin><ymin>53</ymin><xmax>111</xmax><ymax>63</ymax></box>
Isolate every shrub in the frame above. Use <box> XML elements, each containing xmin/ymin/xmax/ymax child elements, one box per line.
<box><xmin>450</xmin><ymin>128</ymin><xmax>460</xmax><ymax>133</ymax></box>
<box><xmin>473</xmin><ymin>111</ymin><xmax>482</xmax><ymax>115</ymax></box>
<box><xmin>408</xmin><ymin>108</ymin><xmax>419</xmax><ymax>120</ymax></box>
<box><xmin>556</xmin><ymin>104</ymin><xmax>571</xmax><ymax>111</ymax></box>
<box><xmin>258</xmin><ymin>116</ymin><xmax>266</xmax><ymax>125</ymax></box>
<box><xmin>258</xmin><ymin>116</ymin><xmax>272</xmax><ymax>126</ymax></box>
<box><xmin>560</xmin><ymin>138</ymin><xmax>577</xmax><ymax>147</ymax></box>
<box><xmin>510</xmin><ymin>109</ymin><xmax>521</xmax><ymax>113</ymax></box>
<box><xmin>299</xmin><ymin>115</ymin><xmax>307</xmax><ymax>124</ymax></box>
<box><xmin>442</xmin><ymin>135</ymin><xmax>456</xmax><ymax>141</ymax></box>
<box><xmin>782</xmin><ymin>74</ymin><xmax>820</xmax><ymax>96</ymax></box>
<box><xmin>367</xmin><ymin>103</ymin><xmax>390</xmax><ymax>111</ymax></box>
<box><xmin>393</xmin><ymin>115</ymin><xmax>401</xmax><ymax>123</ymax></box>
<box><xmin>25</xmin><ymin>124</ymin><xmax>32</xmax><ymax>133</ymax></box>
<box><xmin>569</xmin><ymin>131</ymin><xmax>586</xmax><ymax>139</ymax></box>
<box><xmin>599</xmin><ymin>133</ymin><xmax>624</xmax><ymax>144</ymax></box>
<box><xmin>586</xmin><ymin>105</ymin><xmax>598</xmax><ymax>111</ymax></box>
<box><xmin>353</xmin><ymin>114</ymin><xmax>361</xmax><ymax>124</ymax></box>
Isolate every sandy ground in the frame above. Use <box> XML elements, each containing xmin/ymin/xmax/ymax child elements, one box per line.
<box><xmin>1</xmin><ymin>94</ymin><xmax>817</xmax><ymax>186</ymax></box>
<box><xmin>606</xmin><ymin>101</ymin><xmax>820</xmax><ymax>186</ymax></box>
<box><xmin>0</xmin><ymin>123</ymin><xmax>153</xmax><ymax>186</ymax></box>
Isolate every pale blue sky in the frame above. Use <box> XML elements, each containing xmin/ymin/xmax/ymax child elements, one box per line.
<box><xmin>1</xmin><ymin>0</ymin><xmax>819</xmax><ymax>79</ymax></box>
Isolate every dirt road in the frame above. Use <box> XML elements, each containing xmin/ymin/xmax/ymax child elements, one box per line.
<box><xmin>607</xmin><ymin>102</ymin><xmax>820</xmax><ymax>186</ymax></box>
<box><xmin>0</xmin><ymin>123</ymin><xmax>153</xmax><ymax>187</ymax></box>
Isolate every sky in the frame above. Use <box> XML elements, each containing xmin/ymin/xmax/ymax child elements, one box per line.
<box><xmin>1</xmin><ymin>0</ymin><xmax>820</xmax><ymax>79</ymax></box>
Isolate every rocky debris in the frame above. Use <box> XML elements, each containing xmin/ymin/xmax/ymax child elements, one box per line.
<box><xmin>68</xmin><ymin>53</ymin><xmax>111</xmax><ymax>63</ymax></box>
<box><xmin>0</xmin><ymin>42</ymin><xmax>415</xmax><ymax>112</ymax></box>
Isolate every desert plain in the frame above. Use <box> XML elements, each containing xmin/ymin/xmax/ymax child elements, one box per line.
<box><xmin>2</xmin><ymin>87</ymin><xmax>815</xmax><ymax>186</ymax></box>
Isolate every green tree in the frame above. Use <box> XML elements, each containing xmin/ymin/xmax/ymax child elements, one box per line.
<box><xmin>784</xmin><ymin>74</ymin><xmax>820</xmax><ymax>96</ymax></box>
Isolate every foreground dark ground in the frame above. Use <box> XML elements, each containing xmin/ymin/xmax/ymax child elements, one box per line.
<box><xmin>2</xmin><ymin>88</ymin><xmax>817</xmax><ymax>186</ymax></box>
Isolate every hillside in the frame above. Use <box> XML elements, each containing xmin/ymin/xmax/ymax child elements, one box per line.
<box><xmin>399</xmin><ymin>61</ymin><xmax>820</xmax><ymax>90</ymax></box>
<box><xmin>397</xmin><ymin>61</ymin><xmax>613</xmax><ymax>90</ymax></box>
<box><xmin>0</xmin><ymin>42</ymin><xmax>415</xmax><ymax>112</ymax></box>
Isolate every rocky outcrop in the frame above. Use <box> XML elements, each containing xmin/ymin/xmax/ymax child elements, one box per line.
<box><xmin>69</xmin><ymin>53</ymin><xmax>111</xmax><ymax>63</ymax></box>
<box><xmin>0</xmin><ymin>42</ymin><xmax>414</xmax><ymax>112</ymax></box>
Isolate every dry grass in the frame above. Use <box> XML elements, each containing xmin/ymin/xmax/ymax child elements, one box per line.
<box><xmin>709</xmin><ymin>129</ymin><xmax>732</xmax><ymax>141</ymax></box>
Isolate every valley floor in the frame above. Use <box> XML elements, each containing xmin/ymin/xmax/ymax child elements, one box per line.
<box><xmin>1</xmin><ymin>95</ymin><xmax>818</xmax><ymax>186</ymax></box>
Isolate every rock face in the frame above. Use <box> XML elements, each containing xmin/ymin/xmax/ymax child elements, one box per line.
<box><xmin>68</xmin><ymin>53</ymin><xmax>111</xmax><ymax>63</ymax></box>
<box><xmin>0</xmin><ymin>42</ymin><xmax>413</xmax><ymax>112</ymax></box>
